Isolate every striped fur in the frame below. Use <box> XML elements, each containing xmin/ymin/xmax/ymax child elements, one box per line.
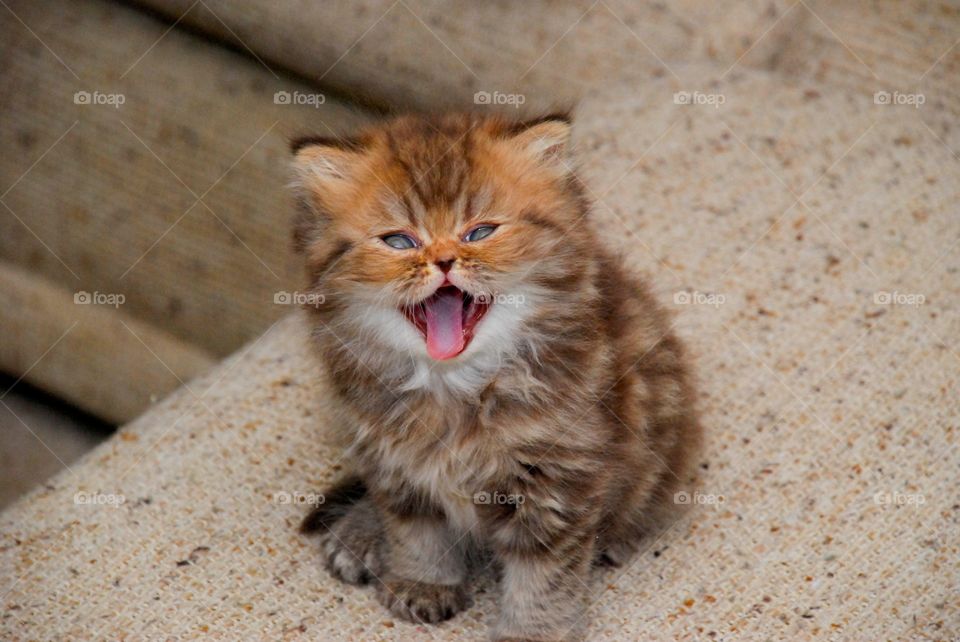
<box><xmin>292</xmin><ymin>113</ymin><xmax>702</xmax><ymax>641</ymax></box>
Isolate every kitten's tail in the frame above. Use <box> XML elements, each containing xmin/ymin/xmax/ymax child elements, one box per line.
<box><xmin>298</xmin><ymin>475</ymin><xmax>367</xmax><ymax>534</ymax></box>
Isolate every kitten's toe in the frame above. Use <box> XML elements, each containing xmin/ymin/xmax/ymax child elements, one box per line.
<box><xmin>376</xmin><ymin>579</ymin><xmax>471</xmax><ymax>624</ymax></box>
<box><xmin>594</xmin><ymin>538</ymin><xmax>638</xmax><ymax>568</ymax></box>
<box><xmin>320</xmin><ymin>531</ymin><xmax>381</xmax><ymax>585</ymax></box>
<box><xmin>310</xmin><ymin>497</ymin><xmax>384</xmax><ymax>585</ymax></box>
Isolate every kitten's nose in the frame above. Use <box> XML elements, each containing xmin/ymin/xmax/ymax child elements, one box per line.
<box><xmin>435</xmin><ymin>258</ymin><xmax>456</xmax><ymax>273</ymax></box>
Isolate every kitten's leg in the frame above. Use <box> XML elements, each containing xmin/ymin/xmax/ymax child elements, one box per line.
<box><xmin>597</xmin><ymin>400</ymin><xmax>703</xmax><ymax>568</ymax></box>
<box><xmin>300</xmin><ymin>476</ymin><xmax>385</xmax><ymax>585</ymax></box>
<box><xmin>316</xmin><ymin>497</ymin><xmax>385</xmax><ymax>585</ymax></box>
<box><xmin>373</xmin><ymin>495</ymin><xmax>472</xmax><ymax>624</ymax></box>
<box><xmin>492</xmin><ymin>530</ymin><xmax>595</xmax><ymax>642</ymax></box>
<box><xmin>299</xmin><ymin>475</ymin><xmax>367</xmax><ymax>534</ymax></box>
<box><xmin>483</xmin><ymin>479</ymin><xmax>601</xmax><ymax>642</ymax></box>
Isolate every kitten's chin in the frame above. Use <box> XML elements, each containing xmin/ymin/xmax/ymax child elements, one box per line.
<box><xmin>402</xmin><ymin>285</ymin><xmax>490</xmax><ymax>360</ymax></box>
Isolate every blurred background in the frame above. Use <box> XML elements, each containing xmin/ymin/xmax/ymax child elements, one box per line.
<box><xmin>0</xmin><ymin>0</ymin><xmax>957</xmax><ymax>507</ymax></box>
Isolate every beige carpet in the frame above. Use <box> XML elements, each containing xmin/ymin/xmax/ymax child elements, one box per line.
<box><xmin>2</xmin><ymin>60</ymin><xmax>957</xmax><ymax>639</ymax></box>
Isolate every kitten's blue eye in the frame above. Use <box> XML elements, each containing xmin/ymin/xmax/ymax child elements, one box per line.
<box><xmin>464</xmin><ymin>225</ymin><xmax>498</xmax><ymax>243</ymax></box>
<box><xmin>381</xmin><ymin>233</ymin><xmax>418</xmax><ymax>250</ymax></box>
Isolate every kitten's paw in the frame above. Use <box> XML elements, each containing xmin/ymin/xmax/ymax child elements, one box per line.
<box><xmin>376</xmin><ymin>579</ymin><xmax>471</xmax><ymax>624</ymax></box>
<box><xmin>317</xmin><ymin>500</ymin><xmax>384</xmax><ymax>585</ymax></box>
<box><xmin>320</xmin><ymin>530</ymin><xmax>381</xmax><ymax>585</ymax></box>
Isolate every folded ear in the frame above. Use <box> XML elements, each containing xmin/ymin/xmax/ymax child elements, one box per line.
<box><xmin>505</xmin><ymin>114</ymin><xmax>572</xmax><ymax>170</ymax></box>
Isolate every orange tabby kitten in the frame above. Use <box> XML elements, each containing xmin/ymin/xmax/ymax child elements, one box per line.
<box><xmin>292</xmin><ymin>113</ymin><xmax>701</xmax><ymax>641</ymax></box>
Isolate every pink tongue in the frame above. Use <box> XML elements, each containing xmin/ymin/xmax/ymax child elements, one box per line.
<box><xmin>424</xmin><ymin>289</ymin><xmax>465</xmax><ymax>360</ymax></box>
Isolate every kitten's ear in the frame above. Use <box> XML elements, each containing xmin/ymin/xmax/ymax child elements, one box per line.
<box><xmin>505</xmin><ymin>114</ymin><xmax>572</xmax><ymax>170</ymax></box>
<box><xmin>290</xmin><ymin>135</ymin><xmax>365</xmax><ymax>185</ymax></box>
<box><xmin>289</xmin><ymin>135</ymin><xmax>365</xmax><ymax>253</ymax></box>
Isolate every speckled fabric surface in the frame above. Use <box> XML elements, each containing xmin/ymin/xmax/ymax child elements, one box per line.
<box><xmin>3</xmin><ymin>58</ymin><xmax>958</xmax><ymax>639</ymax></box>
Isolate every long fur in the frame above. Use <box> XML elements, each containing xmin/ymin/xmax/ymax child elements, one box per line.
<box><xmin>291</xmin><ymin>112</ymin><xmax>702</xmax><ymax>641</ymax></box>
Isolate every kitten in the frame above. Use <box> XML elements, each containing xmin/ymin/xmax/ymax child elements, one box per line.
<box><xmin>291</xmin><ymin>112</ymin><xmax>701</xmax><ymax>641</ymax></box>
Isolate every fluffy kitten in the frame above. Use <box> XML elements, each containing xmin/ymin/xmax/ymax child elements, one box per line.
<box><xmin>292</xmin><ymin>112</ymin><xmax>701</xmax><ymax>641</ymax></box>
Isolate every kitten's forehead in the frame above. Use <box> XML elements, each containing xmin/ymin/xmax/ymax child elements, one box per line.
<box><xmin>376</xmin><ymin>117</ymin><xmax>485</xmax><ymax>231</ymax></box>
<box><xmin>384</xmin><ymin>120</ymin><xmax>475</xmax><ymax>208</ymax></box>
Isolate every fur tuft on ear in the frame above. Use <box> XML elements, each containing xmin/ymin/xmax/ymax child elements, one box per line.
<box><xmin>504</xmin><ymin>113</ymin><xmax>573</xmax><ymax>169</ymax></box>
<box><xmin>288</xmin><ymin>134</ymin><xmax>368</xmax><ymax>254</ymax></box>
<box><xmin>290</xmin><ymin>135</ymin><xmax>366</xmax><ymax>183</ymax></box>
<box><xmin>290</xmin><ymin>135</ymin><xmax>364</xmax><ymax>154</ymax></box>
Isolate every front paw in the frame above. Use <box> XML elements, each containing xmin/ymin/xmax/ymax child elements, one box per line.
<box><xmin>375</xmin><ymin>579</ymin><xmax>471</xmax><ymax>624</ymax></box>
<box><xmin>320</xmin><ymin>530</ymin><xmax>381</xmax><ymax>585</ymax></box>
<box><xmin>318</xmin><ymin>500</ymin><xmax>383</xmax><ymax>585</ymax></box>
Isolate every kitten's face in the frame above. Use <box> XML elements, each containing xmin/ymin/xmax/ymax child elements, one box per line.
<box><xmin>292</xmin><ymin>114</ymin><xmax>587</xmax><ymax>364</ymax></box>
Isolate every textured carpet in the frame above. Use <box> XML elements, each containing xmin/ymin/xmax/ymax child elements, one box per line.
<box><xmin>2</xmin><ymin>60</ymin><xmax>957</xmax><ymax>639</ymax></box>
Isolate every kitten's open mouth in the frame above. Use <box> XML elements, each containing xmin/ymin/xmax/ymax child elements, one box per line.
<box><xmin>403</xmin><ymin>285</ymin><xmax>490</xmax><ymax>360</ymax></box>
